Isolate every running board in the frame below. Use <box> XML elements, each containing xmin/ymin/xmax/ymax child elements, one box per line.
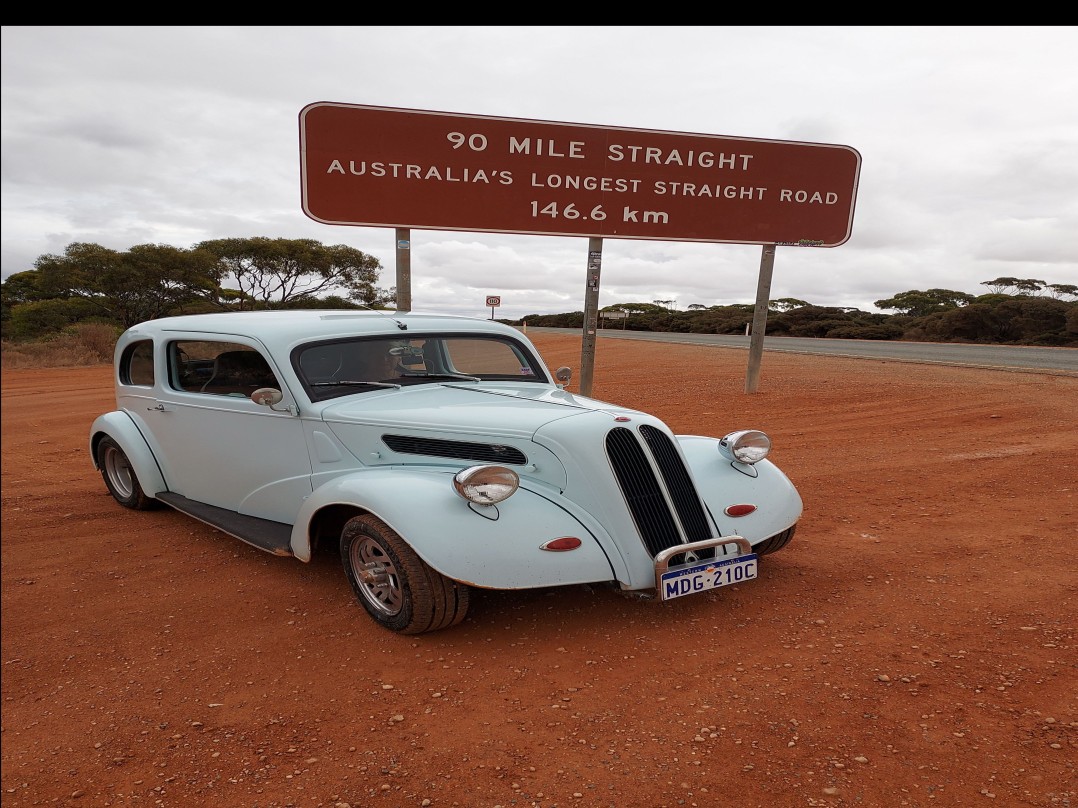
<box><xmin>155</xmin><ymin>492</ymin><xmax>294</xmax><ymax>556</ymax></box>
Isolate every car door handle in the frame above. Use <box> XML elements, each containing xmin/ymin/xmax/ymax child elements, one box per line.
<box><xmin>148</xmin><ymin>403</ymin><xmax>172</xmax><ymax>412</ymax></box>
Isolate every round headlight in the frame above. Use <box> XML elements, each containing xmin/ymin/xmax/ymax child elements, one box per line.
<box><xmin>719</xmin><ymin>430</ymin><xmax>771</xmax><ymax>464</ymax></box>
<box><xmin>453</xmin><ymin>465</ymin><xmax>520</xmax><ymax>505</ymax></box>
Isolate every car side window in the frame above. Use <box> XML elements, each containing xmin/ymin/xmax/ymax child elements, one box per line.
<box><xmin>169</xmin><ymin>341</ymin><xmax>278</xmax><ymax>398</ymax></box>
<box><xmin>120</xmin><ymin>340</ymin><xmax>155</xmax><ymax>386</ymax></box>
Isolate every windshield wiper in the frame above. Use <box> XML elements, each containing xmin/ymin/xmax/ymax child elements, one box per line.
<box><xmin>311</xmin><ymin>380</ymin><xmax>402</xmax><ymax>389</ymax></box>
<box><xmin>401</xmin><ymin>371</ymin><xmax>482</xmax><ymax>382</ymax></box>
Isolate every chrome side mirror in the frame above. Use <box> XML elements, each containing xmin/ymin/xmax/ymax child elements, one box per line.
<box><xmin>554</xmin><ymin>366</ymin><xmax>572</xmax><ymax>389</ymax></box>
<box><xmin>252</xmin><ymin>387</ymin><xmax>295</xmax><ymax>414</ymax></box>
<box><xmin>252</xmin><ymin>387</ymin><xmax>283</xmax><ymax>406</ymax></box>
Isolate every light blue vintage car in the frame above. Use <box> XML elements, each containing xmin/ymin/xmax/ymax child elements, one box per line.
<box><xmin>90</xmin><ymin>310</ymin><xmax>802</xmax><ymax>633</ymax></box>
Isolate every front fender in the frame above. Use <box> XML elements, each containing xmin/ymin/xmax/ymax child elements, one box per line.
<box><xmin>678</xmin><ymin>435</ymin><xmax>804</xmax><ymax>544</ymax></box>
<box><xmin>89</xmin><ymin>412</ymin><xmax>167</xmax><ymax>498</ymax></box>
<box><xmin>292</xmin><ymin>470</ymin><xmax>617</xmax><ymax>589</ymax></box>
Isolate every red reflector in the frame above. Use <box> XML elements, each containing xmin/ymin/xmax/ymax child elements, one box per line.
<box><xmin>540</xmin><ymin>537</ymin><xmax>582</xmax><ymax>552</ymax></box>
<box><xmin>724</xmin><ymin>504</ymin><xmax>757</xmax><ymax>517</ymax></box>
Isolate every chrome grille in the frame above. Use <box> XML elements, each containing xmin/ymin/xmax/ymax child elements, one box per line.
<box><xmin>606</xmin><ymin>425</ymin><xmax>713</xmax><ymax>558</ymax></box>
<box><xmin>639</xmin><ymin>425</ymin><xmax>712</xmax><ymax>541</ymax></box>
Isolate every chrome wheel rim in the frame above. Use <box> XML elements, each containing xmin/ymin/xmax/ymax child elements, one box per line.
<box><xmin>351</xmin><ymin>536</ymin><xmax>403</xmax><ymax>616</ymax></box>
<box><xmin>103</xmin><ymin>445</ymin><xmax>135</xmax><ymax>500</ymax></box>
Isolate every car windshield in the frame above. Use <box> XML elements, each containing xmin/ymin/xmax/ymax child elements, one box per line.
<box><xmin>294</xmin><ymin>335</ymin><xmax>548</xmax><ymax>401</ymax></box>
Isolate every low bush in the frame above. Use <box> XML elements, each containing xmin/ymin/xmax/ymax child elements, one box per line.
<box><xmin>1</xmin><ymin>322</ymin><xmax>119</xmax><ymax>368</ymax></box>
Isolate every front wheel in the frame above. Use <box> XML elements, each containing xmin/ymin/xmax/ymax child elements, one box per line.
<box><xmin>341</xmin><ymin>515</ymin><xmax>470</xmax><ymax>634</ymax></box>
<box><xmin>96</xmin><ymin>436</ymin><xmax>158</xmax><ymax>511</ymax></box>
<box><xmin>753</xmin><ymin>525</ymin><xmax>796</xmax><ymax>555</ymax></box>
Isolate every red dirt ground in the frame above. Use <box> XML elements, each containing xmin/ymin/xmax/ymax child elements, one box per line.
<box><xmin>2</xmin><ymin>334</ymin><xmax>1075</xmax><ymax>808</ymax></box>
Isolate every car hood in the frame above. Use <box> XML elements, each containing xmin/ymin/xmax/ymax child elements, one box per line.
<box><xmin>319</xmin><ymin>382</ymin><xmax>640</xmax><ymax>439</ymax></box>
<box><xmin>315</xmin><ymin>381</ymin><xmax>687</xmax><ymax>505</ymax></box>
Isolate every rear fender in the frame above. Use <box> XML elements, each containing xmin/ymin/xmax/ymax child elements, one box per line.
<box><xmin>89</xmin><ymin>412</ymin><xmax>167</xmax><ymax>498</ymax></box>
<box><xmin>292</xmin><ymin>469</ymin><xmax>617</xmax><ymax>589</ymax></box>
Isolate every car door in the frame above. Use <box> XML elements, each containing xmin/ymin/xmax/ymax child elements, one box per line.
<box><xmin>137</xmin><ymin>337</ymin><xmax>313</xmax><ymax>525</ymax></box>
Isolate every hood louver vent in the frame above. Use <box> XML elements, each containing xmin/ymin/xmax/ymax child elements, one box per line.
<box><xmin>382</xmin><ymin>434</ymin><xmax>527</xmax><ymax>465</ymax></box>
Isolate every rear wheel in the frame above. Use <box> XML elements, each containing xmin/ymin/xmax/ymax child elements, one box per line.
<box><xmin>341</xmin><ymin>514</ymin><xmax>470</xmax><ymax>634</ymax></box>
<box><xmin>96</xmin><ymin>436</ymin><xmax>158</xmax><ymax>511</ymax></box>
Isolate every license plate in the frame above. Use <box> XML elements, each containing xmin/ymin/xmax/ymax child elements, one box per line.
<box><xmin>659</xmin><ymin>554</ymin><xmax>758</xmax><ymax>601</ymax></box>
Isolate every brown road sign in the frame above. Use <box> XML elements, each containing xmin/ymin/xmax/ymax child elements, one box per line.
<box><xmin>300</xmin><ymin>103</ymin><xmax>861</xmax><ymax>247</ymax></box>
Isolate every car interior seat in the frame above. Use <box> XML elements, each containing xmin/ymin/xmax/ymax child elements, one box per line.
<box><xmin>200</xmin><ymin>350</ymin><xmax>277</xmax><ymax>396</ymax></box>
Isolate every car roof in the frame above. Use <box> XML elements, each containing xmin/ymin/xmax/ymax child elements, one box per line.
<box><xmin>123</xmin><ymin>310</ymin><xmax>525</xmax><ymax>354</ymax></box>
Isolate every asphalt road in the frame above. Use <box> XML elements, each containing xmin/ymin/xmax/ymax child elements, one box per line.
<box><xmin>523</xmin><ymin>327</ymin><xmax>1078</xmax><ymax>376</ymax></box>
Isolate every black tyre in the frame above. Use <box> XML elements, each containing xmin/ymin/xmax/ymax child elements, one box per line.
<box><xmin>341</xmin><ymin>514</ymin><xmax>470</xmax><ymax>634</ymax></box>
<box><xmin>753</xmin><ymin>525</ymin><xmax>796</xmax><ymax>555</ymax></box>
<box><xmin>96</xmin><ymin>436</ymin><xmax>158</xmax><ymax>511</ymax></box>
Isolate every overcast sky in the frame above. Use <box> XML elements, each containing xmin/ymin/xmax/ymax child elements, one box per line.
<box><xmin>2</xmin><ymin>26</ymin><xmax>1076</xmax><ymax>320</ymax></box>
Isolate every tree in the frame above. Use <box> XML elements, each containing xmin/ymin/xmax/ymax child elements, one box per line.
<box><xmin>918</xmin><ymin>304</ymin><xmax>1002</xmax><ymax>342</ymax></box>
<box><xmin>281</xmin><ymin>294</ymin><xmax>361</xmax><ymax>310</ymax></box>
<box><xmin>823</xmin><ymin>323</ymin><xmax>905</xmax><ymax>340</ymax></box>
<box><xmin>7</xmin><ymin>241</ymin><xmax>1074</xmax><ymax>348</ymax></box>
<box><xmin>1</xmin><ymin>270</ymin><xmax>54</xmax><ymax>306</ymax></box>
<box><xmin>1047</xmin><ymin>283</ymin><xmax>1077</xmax><ymax>300</ymax></box>
<box><xmin>971</xmin><ymin>293</ymin><xmax>1014</xmax><ymax>307</ymax></box>
<box><xmin>981</xmin><ymin>277</ymin><xmax>1022</xmax><ymax>294</ymax></box>
<box><xmin>5</xmin><ymin>298</ymin><xmax>107</xmax><ymax>341</ymax></box>
<box><xmin>874</xmin><ymin>289</ymin><xmax>975</xmax><ymax>317</ymax></box>
<box><xmin>31</xmin><ymin>242</ymin><xmax>218</xmax><ymax>329</ymax></box>
<box><xmin>772</xmin><ymin>306</ymin><xmax>855</xmax><ymax>337</ymax></box>
<box><xmin>1012</xmin><ymin>279</ymin><xmax>1046</xmax><ymax>296</ymax></box>
<box><xmin>2</xmin><ymin>269</ymin><xmax>58</xmax><ymax>335</ymax></box>
<box><xmin>995</xmin><ymin>297</ymin><xmax>1071</xmax><ymax>343</ymax></box>
<box><xmin>611</xmin><ymin>302</ymin><xmax>668</xmax><ymax>315</ymax></box>
<box><xmin>374</xmin><ymin>286</ymin><xmax>398</xmax><ymax>308</ymax></box>
<box><xmin>195</xmin><ymin>237</ymin><xmax>382</xmax><ymax>308</ymax></box>
<box><xmin>769</xmin><ymin>298</ymin><xmax>809</xmax><ymax>312</ymax></box>
<box><xmin>682</xmin><ymin>304</ymin><xmax>756</xmax><ymax>335</ymax></box>
<box><xmin>981</xmin><ymin>277</ymin><xmax>1049</xmax><ymax>296</ymax></box>
<box><xmin>915</xmin><ymin>298</ymin><xmax>1075</xmax><ymax>345</ymax></box>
